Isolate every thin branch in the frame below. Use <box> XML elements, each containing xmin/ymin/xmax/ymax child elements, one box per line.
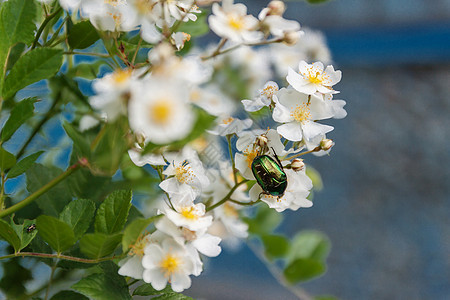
<box><xmin>206</xmin><ymin>180</ymin><xmax>249</xmax><ymax>212</ymax></box>
<box><xmin>31</xmin><ymin>7</ymin><xmax>63</xmax><ymax>49</ymax></box>
<box><xmin>227</xmin><ymin>135</ymin><xmax>237</xmax><ymax>185</ymax></box>
<box><xmin>0</xmin><ymin>251</ymin><xmax>123</xmax><ymax>264</ymax></box>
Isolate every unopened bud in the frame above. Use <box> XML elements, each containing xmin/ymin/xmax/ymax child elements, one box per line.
<box><xmin>256</xmin><ymin>135</ymin><xmax>268</xmax><ymax>149</ymax></box>
<box><xmin>291</xmin><ymin>158</ymin><xmax>305</xmax><ymax>172</ymax></box>
<box><xmin>282</xmin><ymin>31</ymin><xmax>301</xmax><ymax>46</ymax></box>
<box><xmin>268</xmin><ymin>1</ymin><xmax>285</xmax><ymax>16</ymax></box>
<box><xmin>320</xmin><ymin>139</ymin><xmax>334</xmax><ymax>151</ymax></box>
<box><xmin>135</xmin><ymin>132</ymin><xmax>146</xmax><ymax>146</ymax></box>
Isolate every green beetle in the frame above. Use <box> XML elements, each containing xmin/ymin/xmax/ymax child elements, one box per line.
<box><xmin>251</xmin><ymin>151</ymin><xmax>287</xmax><ymax>197</ymax></box>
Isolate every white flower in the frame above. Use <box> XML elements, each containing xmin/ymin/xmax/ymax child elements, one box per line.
<box><xmin>189</xmin><ymin>85</ymin><xmax>235</xmax><ymax>116</ymax></box>
<box><xmin>142</xmin><ymin>237</ymin><xmax>195</xmax><ymax>292</ymax></box>
<box><xmin>258</xmin><ymin>10</ymin><xmax>301</xmax><ymax>38</ymax></box>
<box><xmin>163</xmin><ymin>194</ymin><xmax>213</xmax><ymax>232</ymax></box>
<box><xmin>208</xmin><ymin>116</ymin><xmax>252</xmax><ymax>136</ymax></box>
<box><xmin>89</xmin><ymin>68</ymin><xmax>139</xmax><ymax>121</ymax></box>
<box><xmin>82</xmin><ymin>0</ymin><xmax>138</xmax><ymax>32</ymax></box>
<box><xmin>79</xmin><ymin>115</ymin><xmax>100</xmax><ymax>132</ymax></box>
<box><xmin>59</xmin><ymin>0</ymin><xmax>83</xmax><ymax>12</ymax></box>
<box><xmin>241</xmin><ymin>81</ymin><xmax>278</xmax><ymax>112</ymax></box>
<box><xmin>128</xmin><ymin>79</ymin><xmax>195</xmax><ymax>144</ymax></box>
<box><xmin>323</xmin><ymin>93</ymin><xmax>347</xmax><ymax>119</ymax></box>
<box><xmin>160</xmin><ymin>147</ymin><xmax>210</xmax><ymax>197</ymax></box>
<box><xmin>272</xmin><ymin>88</ymin><xmax>334</xmax><ymax>142</ymax></box>
<box><xmin>208</xmin><ymin>0</ymin><xmax>263</xmax><ymax>43</ymax></box>
<box><xmin>171</xmin><ymin>32</ymin><xmax>191</xmax><ymax>50</ymax></box>
<box><xmin>249</xmin><ymin>168</ymin><xmax>312</xmax><ymax>212</ymax></box>
<box><xmin>287</xmin><ymin>61</ymin><xmax>342</xmax><ymax>95</ymax></box>
<box><xmin>128</xmin><ymin>147</ymin><xmax>166</xmax><ymax>166</ymax></box>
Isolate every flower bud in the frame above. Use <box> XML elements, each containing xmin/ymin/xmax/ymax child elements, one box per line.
<box><xmin>256</xmin><ymin>135</ymin><xmax>268</xmax><ymax>149</ymax></box>
<box><xmin>320</xmin><ymin>139</ymin><xmax>334</xmax><ymax>151</ymax></box>
<box><xmin>282</xmin><ymin>31</ymin><xmax>301</xmax><ymax>46</ymax></box>
<box><xmin>291</xmin><ymin>158</ymin><xmax>305</xmax><ymax>172</ymax></box>
<box><xmin>268</xmin><ymin>1</ymin><xmax>285</xmax><ymax>15</ymax></box>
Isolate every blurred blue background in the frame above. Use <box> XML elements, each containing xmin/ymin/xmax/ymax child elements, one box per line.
<box><xmin>187</xmin><ymin>0</ymin><xmax>450</xmax><ymax>299</ymax></box>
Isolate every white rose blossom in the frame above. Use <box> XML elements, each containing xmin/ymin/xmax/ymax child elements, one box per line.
<box><xmin>208</xmin><ymin>116</ymin><xmax>253</xmax><ymax>136</ymax></box>
<box><xmin>241</xmin><ymin>81</ymin><xmax>279</xmax><ymax>112</ymax></box>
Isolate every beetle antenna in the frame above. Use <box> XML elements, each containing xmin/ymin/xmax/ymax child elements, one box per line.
<box><xmin>271</xmin><ymin>147</ymin><xmax>283</xmax><ymax>167</ymax></box>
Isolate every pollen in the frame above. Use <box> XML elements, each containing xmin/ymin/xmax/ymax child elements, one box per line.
<box><xmin>149</xmin><ymin>100</ymin><xmax>172</xmax><ymax>125</ymax></box>
<box><xmin>135</xmin><ymin>0</ymin><xmax>156</xmax><ymax>14</ymax></box>
<box><xmin>222</xmin><ymin>117</ymin><xmax>234</xmax><ymax>125</ymax></box>
<box><xmin>291</xmin><ymin>103</ymin><xmax>311</xmax><ymax>124</ymax></box>
<box><xmin>244</xmin><ymin>148</ymin><xmax>259</xmax><ymax>169</ymax></box>
<box><xmin>261</xmin><ymin>84</ymin><xmax>278</xmax><ymax>98</ymax></box>
<box><xmin>128</xmin><ymin>234</ymin><xmax>148</xmax><ymax>257</ymax></box>
<box><xmin>175</xmin><ymin>161</ymin><xmax>194</xmax><ymax>184</ymax></box>
<box><xmin>112</xmin><ymin>69</ymin><xmax>131</xmax><ymax>84</ymax></box>
<box><xmin>307</xmin><ymin>70</ymin><xmax>324</xmax><ymax>85</ymax></box>
<box><xmin>227</xmin><ymin>15</ymin><xmax>245</xmax><ymax>31</ymax></box>
<box><xmin>180</xmin><ymin>206</ymin><xmax>199</xmax><ymax>220</ymax></box>
<box><xmin>160</xmin><ymin>254</ymin><xmax>181</xmax><ymax>277</ymax></box>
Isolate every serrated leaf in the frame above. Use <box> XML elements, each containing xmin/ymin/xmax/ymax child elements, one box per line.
<box><xmin>0</xmin><ymin>147</ymin><xmax>16</xmax><ymax>171</ymax></box>
<box><xmin>283</xmin><ymin>258</ymin><xmax>326</xmax><ymax>284</ymax></box>
<box><xmin>0</xmin><ymin>219</ymin><xmax>21</xmax><ymax>252</ymax></box>
<box><xmin>79</xmin><ymin>233</ymin><xmax>122</xmax><ymax>259</ymax></box>
<box><xmin>0</xmin><ymin>0</ymin><xmax>37</xmax><ymax>46</ymax></box>
<box><xmin>153</xmin><ymin>293</ymin><xmax>194</xmax><ymax>300</ymax></box>
<box><xmin>133</xmin><ymin>284</ymin><xmax>173</xmax><ymax>296</ymax></box>
<box><xmin>50</xmin><ymin>290</ymin><xmax>89</xmax><ymax>300</ymax></box>
<box><xmin>72</xmin><ymin>262</ymin><xmax>131</xmax><ymax>300</ymax></box>
<box><xmin>68</xmin><ymin>20</ymin><xmax>100</xmax><ymax>50</ymax></box>
<box><xmin>261</xmin><ymin>234</ymin><xmax>290</xmax><ymax>259</ymax></box>
<box><xmin>122</xmin><ymin>216</ymin><xmax>157</xmax><ymax>252</ymax></box>
<box><xmin>7</xmin><ymin>151</ymin><xmax>43</xmax><ymax>178</ymax></box>
<box><xmin>36</xmin><ymin>215</ymin><xmax>76</xmax><ymax>253</ymax></box>
<box><xmin>10</xmin><ymin>218</ymin><xmax>37</xmax><ymax>252</ymax></box>
<box><xmin>63</xmin><ymin>122</ymin><xmax>92</xmax><ymax>158</ymax></box>
<box><xmin>59</xmin><ymin>199</ymin><xmax>95</xmax><ymax>240</ymax></box>
<box><xmin>26</xmin><ymin>164</ymin><xmax>72</xmax><ymax>216</ymax></box>
<box><xmin>1</xmin><ymin>97</ymin><xmax>36</xmax><ymax>142</ymax></box>
<box><xmin>2</xmin><ymin>48</ymin><xmax>63</xmax><ymax>99</ymax></box>
<box><xmin>286</xmin><ymin>230</ymin><xmax>331</xmax><ymax>265</ymax></box>
<box><xmin>95</xmin><ymin>190</ymin><xmax>132</xmax><ymax>234</ymax></box>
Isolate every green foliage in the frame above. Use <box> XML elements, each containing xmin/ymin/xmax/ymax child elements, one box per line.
<box><xmin>283</xmin><ymin>258</ymin><xmax>326</xmax><ymax>283</ymax></box>
<box><xmin>306</xmin><ymin>0</ymin><xmax>331</xmax><ymax>4</ymax></box>
<box><xmin>178</xmin><ymin>11</ymin><xmax>209</xmax><ymax>37</ymax></box>
<box><xmin>0</xmin><ymin>147</ymin><xmax>16</xmax><ymax>171</ymax></box>
<box><xmin>67</xmin><ymin>61</ymin><xmax>104</xmax><ymax>80</ymax></box>
<box><xmin>0</xmin><ymin>219</ymin><xmax>21</xmax><ymax>252</ymax></box>
<box><xmin>68</xmin><ymin>20</ymin><xmax>100</xmax><ymax>50</ymax></box>
<box><xmin>261</xmin><ymin>234</ymin><xmax>290</xmax><ymax>260</ymax></box>
<box><xmin>36</xmin><ymin>215</ymin><xmax>76</xmax><ymax>253</ymax></box>
<box><xmin>7</xmin><ymin>151</ymin><xmax>43</xmax><ymax>178</ymax></box>
<box><xmin>94</xmin><ymin>190</ymin><xmax>132</xmax><ymax>234</ymax></box>
<box><xmin>79</xmin><ymin>233</ymin><xmax>122</xmax><ymax>259</ymax></box>
<box><xmin>50</xmin><ymin>290</ymin><xmax>89</xmax><ymax>300</ymax></box>
<box><xmin>26</xmin><ymin>164</ymin><xmax>73</xmax><ymax>216</ymax></box>
<box><xmin>122</xmin><ymin>216</ymin><xmax>156</xmax><ymax>252</ymax></box>
<box><xmin>0</xmin><ymin>0</ymin><xmax>37</xmax><ymax>46</ymax></box>
<box><xmin>244</xmin><ymin>204</ymin><xmax>283</xmax><ymax>235</ymax></box>
<box><xmin>72</xmin><ymin>262</ymin><xmax>132</xmax><ymax>300</ymax></box>
<box><xmin>133</xmin><ymin>284</ymin><xmax>193</xmax><ymax>299</ymax></box>
<box><xmin>2</xmin><ymin>48</ymin><xmax>63</xmax><ymax>99</ymax></box>
<box><xmin>0</xmin><ymin>259</ymin><xmax>33</xmax><ymax>298</ymax></box>
<box><xmin>59</xmin><ymin>199</ymin><xmax>96</xmax><ymax>240</ymax></box>
<box><xmin>286</xmin><ymin>230</ymin><xmax>331</xmax><ymax>265</ymax></box>
<box><xmin>306</xmin><ymin>166</ymin><xmax>323</xmax><ymax>191</ymax></box>
<box><xmin>10</xmin><ymin>218</ymin><xmax>38</xmax><ymax>252</ymax></box>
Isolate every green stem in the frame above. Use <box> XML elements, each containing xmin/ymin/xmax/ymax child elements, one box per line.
<box><xmin>0</xmin><ymin>172</ymin><xmax>5</xmax><ymax>210</ymax></box>
<box><xmin>31</xmin><ymin>7</ymin><xmax>63</xmax><ymax>50</ymax></box>
<box><xmin>44</xmin><ymin>260</ymin><xmax>58</xmax><ymax>300</ymax></box>
<box><xmin>286</xmin><ymin>146</ymin><xmax>320</xmax><ymax>160</ymax></box>
<box><xmin>0</xmin><ymin>160</ymin><xmax>84</xmax><ymax>218</ymax></box>
<box><xmin>227</xmin><ymin>135</ymin><xmax>237</xmax><ymax>185</ymax></box>
<box><xmin>206</xmin><ymin>180</ymin><xmax>249</xmax><ymax>212</ymax></box>
<box><xmin>131</xmin><ymin>37</ymin><xmax>142</xmax><ymax>66</ymax></box>
<box><xmin>228</xmin><ymin>198</ymin><xmax>260</xmax><ymax>206</ymax></box>
<box><xmin>0</xmin><ymin>251</ymin><xmax>123</xmax><ymax>263</ymax></box>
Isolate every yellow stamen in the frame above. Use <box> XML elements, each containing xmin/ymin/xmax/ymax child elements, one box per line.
<box><xmin>160</xmin><ymin>254</ymin><xmax>181</xmax><ymax>277</ymax></box>
<box><xmin>291</xmin><ymin>103</ymin><xmax>311</xmax><ymax>124</ymax></box>
<box><xmin>228</xmin><ymin>15</ymin><xmax>244</xmax><ymax>31</ymax></box>
<box><xmin>112</xmin><ymin>69</ymin><xmax>131</xmax><ymax>84</ymax></box>
<box><xmin>128</xmin><ymin>234</ymin><xmax>148</xmax><ymax>257</ymax></box>
<box><xmin>222</xmin><ymin>117</ymin><xmax>234</xmax><ymax>125</ymax></box>
<box><xmin>261</xmin><ymin>85</ymin><xmax>278</xmax><ymax>98</ymax></box>
<box><xmin>149</xmin><ymin>100</ymin><xmax>172</xmax><ymax>125</ymax></box>
<box><xmin>244</xmin><ymin>148</ymin><xmax>259</xmax><ymax>169</ymax></box>
<box><xmin>180</xmin><ymin>206</ymin><xmax>199</xmax><ymax>220</ymax></box>
<box><xmin>175</xmin><ymin>161</ymin><xmax>194</xmax><ymax>184</ymax></box>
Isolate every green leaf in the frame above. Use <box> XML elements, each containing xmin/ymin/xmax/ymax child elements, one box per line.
<box><xmin>10</xmin><ymin>218</ymin><xmax>37</xmax><ymax>252</ymax></box>
<box><xmin>0</xmin><ymin>147</ymin><xmax>16</xmax><ymax>171</ymax></box>
<box><xmin>0</xmin><ymin>0</ymin><xmax>37</xmax><ymax>46</ymax></box>
<box><xmin>68</xmin><ymin>20</ymin><xmax>100</xmax><ymax>50</ymax></box>
<box><xmin>2</xmin><ymin>48</ymin><xmax>63</xmax><ymax>99</ymax></box>
<box><xmin>63</xmin><ymin>122</ymin><xmax>92</xmax><ymax>159</ymax></box>
<box><xmin>26</xmin><ymin>164</ymin><xmax>72</xmax><ymax>216</ymax></box>
<box><xmin>95</xmin><ymin>190</ymin><xmax>132</xmax><ymax>234</ymax></box>
<box><xmin>261</xmin><ymin>234</ymin><xmax>290</xmax><ymax>259</ymax></box>
<box><xmin>177</xmin><ymin>11</ymin><xmax>209</xmax><ymax>37</ymax></box>
<box><xmin>244</xmin><ymin>204</ymin><xmax>282</xmax><ymax>235</ymax></box>
<box><xmin>59</xmin><ymin>199</ymin><xmax>96</xmax><ymax>240</ymax></box>
<box><xmin>67</xmin><ymin>61</ymin><xmax>104</xmax><ymax>80</ymax></box>
<box><xmin>315</xmin><ymin>296</ymin><xmax>339</xmax><ymax>300</ymax></box>
<box><xmin>7</xmin><ymin>151</ymin><xmax>43</xmax><ymax>178</ymax></box>
<box><xmin>286</xmin><ymin>230</ymin><xmax>331</xmax><ymax>265</ymax></box>
<box><xmin>306</xmin><ymin>0</ymin><xmax>330</xmax><ymax>4</ymax></box>
<box><xmin>1</xmin><ymin>97</ymin><xmax>36</xmax><ymax>142</ymax></box>
<box><xmin>152</xmin><ymin>293</ymin><xmax>194</xmax><ymax>300</ymax></box>
<box><xmin>50</xmin><ymin>290</ymin><xmax>89</xmax><ymax>300</ymax></box>
<box><xmin>72</xmin><ymin>262</ymin><xmax>132</xmax><ymax>300</ymax></box>
<box><xmin>0</xmin><ymin>259</ymin><xmax>32</xmax><ymax>298</ymax></box>
<box><xmin>0</xmin><ymin>219</ymin><xmax>21</xmax><ymax>252</ymax></box>
<box><xmin>36</xmin><ymin>215</ymin><xmax>76</xmax><ymax>253</ymax></box>
<box><xmin>283</xmin><ymin>258</ymin><xmax>326</xmax><ymax>284</ymax></box>
<box><xmin>133</xmin><ymin>284</ymin><xmax>174</xmax><ymax>296</ymax></box>
<box><xmin>79</xmin><ymin>233</ymin><xmax>122</xmax><ymax>259</ymax></box>
<box><xmin>6</xmin><ymin>42</ymin><xmax>25</xmax><ymax>71</ymax></box>
<box><xmin>122</xmin><ymin>216</ymin><xmax>157</xmax><ymax>252</ymax></box>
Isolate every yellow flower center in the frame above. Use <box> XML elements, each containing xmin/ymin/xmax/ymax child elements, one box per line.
<box><xmin>112</xmin><ymin>69</ymin><xmax>131</xmax><ymax>84</ymax></box>
<box><xmin>180</xmin><ymin>206</ymin><xmax>199</xmax><ymax>220</ymax></box>
<box><xmin>261</xmin><ymin>85</ymin><xmax>278</xmax><ymax>98</ymax></box>
<box><xmin>307</xmin><ymin>71</ymin><xmax>324</xmax><ymax>85</ymax></box>
<box><xmin>128</xmin><ymin>234</ymin><xmax>148</xmax><ymax>257</ymax></box>
<box><xmin>244</xmin><ymin>148</ymin><xmax>259</xmax><ymax>169</ymax></box>
<box><xmin>135</xmin><ymin>0</ymin><xmax>156</xmax><ymax>14</ymax></box>
<box><xmin>222</xmin><ymin>117</ymin><xmax>234</xmax><ymax>125</ymax></box>
<box><xmin>291</xmin><ymin>103</ymin><xmax>311</xmax><ymax>124</ymax></box>
<box><xmin>228</xmin><ymin>15</ymin><xmax>244</xmax><ymax>31</ymax></box>
<box><xmin>223</xmin><ymin>202</ymin><xmax>239</xmax><ymax>218</ymax></box>
<box><xmin>149</xmin><ymin>100</ymin><xmax>172</xmax><ymax>125</ymax></box>
<box><xmin>175</xmin><ymin>161</ymin><xmax>194</xmax><ymax>184</ymax></box>
<box><xmin>160</xmin><ymin>254</ymin><xmax>181</xmax><ymax>277</ymax></box>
